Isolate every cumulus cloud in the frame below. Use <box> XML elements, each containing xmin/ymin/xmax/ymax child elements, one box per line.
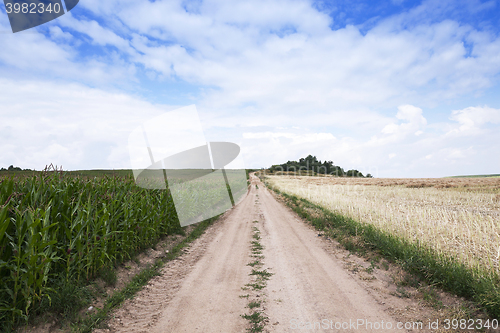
<box><xmin>17</xmin><ymin>0</ymin><xmax>498</xmax><ymax>115</ymax></box>
<box><xmin>368</xmin><ymin>105</ymin><xmax>427</xmax><ymax>146</ymax></box>
<box><xmin>48</xmin><ymin>26</ymin><xmax>73</xmax><ymax>41</ymax></box>
<box><xmin>447</xmin><ymin>106</ymin><xmax>500</xmax><ymax>136</ymax></box>
<box><xmin>1</xmin><ymin>0</ymin><xmax>500</xmax><ymax>177</ymax></box>
<box><xmin>243</xmin><ymin>131</ymin><xmax>335</xmax><ymax>144</ymax></box>
<box><xmin>241</xmin><ymin>129</ymin><xmax>352</xmax><ymax>169</ymax></box>
<box><xmin>0</xmin><ymin>29</ymin><xmax>135</xmax><ymax>86</ymax></box>
<box><xmin>57</xmin><ymin>13</ymin><xmax>134</xmax><ymax>53</ymax></box>
<box><xmin>383</xmin><ymin>105</ymin><xmax>427</xmax><ymax>134</ymax></box>
<box><xmin>0</xmin><ymin>78</ymin><xmax>180</xmax><ymax>170</ymax></box>
<box><xmin>240</xmin><ymin>102</ymin><xmax>499</xmax><ymax>177</ymax></box>
<box><xmin>1</xmin><ymin>75</ymin><xmax>498</xmax><ymax>177</ymax></box>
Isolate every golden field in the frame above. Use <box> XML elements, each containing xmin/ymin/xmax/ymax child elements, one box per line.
<box><xmin>265</xmin><ymin>175</ymin><xmax>500</xmax><ymax>274</ymax></box>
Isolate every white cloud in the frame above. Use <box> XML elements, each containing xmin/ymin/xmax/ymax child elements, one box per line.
<box><xmin>1</xmin><ymin>76</ymin><xmax>498</xmax><ymax>177</ymax></box>
<box><xmin>0</xmin><ymin>29</ymin><xmax>135</xmax><ymax>86</ymax></box>
<box><xmin>1</xmin><ymin>0</ymin><xmax>500</xmax><ymax>177</ymax></box>
<box><xmin>371</xmin><ymin>105</ymin><xmax>427</xmax><ymax>145</ymax></box>
<box><xmin>45</xmin><ymin>0</ymin><xmax>500</xmax><ymax>116</ymax></box>
<box><xmin>243</xmin><ymin>131</ymin><xmax>335</xmax><ymax>144</ymax></box>
<box><xmin>447</xmin><ymin>106</ymin><xmax>500</xmax><ymax>136</ymax></box>
<box><xmin>127</xmin><ymin>6</ymin><xmax>499</xmax><ymax>111</ymax></box>
<box><xmin>48</xmin><ymin>26</ymin><xmax>73</xmax><ymax>41</ymax></box>
<box><xmin>445</xmin><ymin>147</ymin><xmax>469</xmax><ymax>159</ymax></box>
<box><xmin>58</xmin><ymin>13</ymin><xmax>134</xmax><ymax>53</ymax></box>
<box><xmin>4</xmin><ymin>0</ymin><xmax>500</xmax><ymax>116</ymax></box>
<box><xmin>241</xmin><ymin>102</ymin><xmax>499</xmax><ymax>177</ymax></box>
<box><xmin>0</xmin><ymin>78</ymin><xmax>180</xmax><ymax>170</ymax></box>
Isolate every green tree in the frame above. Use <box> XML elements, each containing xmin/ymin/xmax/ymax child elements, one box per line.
<box><xmin>346</xmin><ymin>169</ymin><xmax>364</xmax><ymax>177</ymax></box>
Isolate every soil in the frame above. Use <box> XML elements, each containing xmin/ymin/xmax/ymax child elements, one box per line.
<box><xmin>93</xmin><ymin>173</ymin><xmax>476</xmax><ymax>333</ymax></box>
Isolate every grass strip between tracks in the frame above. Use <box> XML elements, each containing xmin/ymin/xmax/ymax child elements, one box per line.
<box><xmin>265</xmin><ymin>182</ymin><xmax>500</xmax><ymax>320</ymax></box>
<box><xmin>241</xmin><ymin>220</ymin><xmax>271</xmax><ymax>333</ymax></box>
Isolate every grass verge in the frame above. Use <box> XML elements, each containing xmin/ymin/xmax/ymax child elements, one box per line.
<box><xmin>265</xmin><ymin>184</ymin><xmax>500</xmax><ymax>320</ymax></box>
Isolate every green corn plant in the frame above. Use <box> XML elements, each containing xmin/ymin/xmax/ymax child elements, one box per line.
<box><xmin>1</xmin><ymin>171</ymin><xmax>184</xmax><ymax>329</ymax></box>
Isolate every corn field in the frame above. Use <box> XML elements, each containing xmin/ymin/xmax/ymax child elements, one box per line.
<box><xmin>0</xmin><ymin>172</ymin><xmax>180</xmax><ymax>327</ymax></box>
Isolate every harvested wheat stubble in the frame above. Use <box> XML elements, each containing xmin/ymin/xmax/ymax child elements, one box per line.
<box><xmin>267</xmin><ymin>176</ymin><xmax>500</xmax><ymax>274</ymax></box>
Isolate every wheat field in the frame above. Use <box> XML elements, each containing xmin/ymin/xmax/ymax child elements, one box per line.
<box><xmin>266</xmin><ymin>175</ymin><xmax>500</xmax><ymax>274</ymax></box>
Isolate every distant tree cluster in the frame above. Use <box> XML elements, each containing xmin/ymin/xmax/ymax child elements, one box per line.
<box><xmin>269</xmin><ymin>155</ymin><xmax>373</xmax><ymax>178</ymax></box>
<box><xmin>0</xmin><ymin>165</ymin><xmax>32</xmax><ymax>172</ymax></box>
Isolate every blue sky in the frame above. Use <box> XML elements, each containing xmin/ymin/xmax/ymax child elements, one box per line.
<box><xmin>1</xmin><ymin>0</ymin><xmax>500</xmax><ymax>177</ymax></box>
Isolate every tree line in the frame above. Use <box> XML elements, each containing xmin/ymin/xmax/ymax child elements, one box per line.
<box><xmin>0</xmin><ymin>165</ymin><xmax>33</xmax><ymax>172</ymax></box>
<box><xmin>269</xmin><ymin>155</ymin><xmax>373</xmax><ymax>178</ymax></box>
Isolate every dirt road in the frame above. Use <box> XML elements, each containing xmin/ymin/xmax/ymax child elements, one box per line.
<box><xmin>100</xmin><ymin>174</ymin><xmax>413</xmax><ymax>332</ymax></box>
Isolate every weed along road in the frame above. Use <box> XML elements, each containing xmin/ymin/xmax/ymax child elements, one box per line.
<box><xmin>99</xmin><ymin>174</ymin><xmax>410</xmax><ymax>333</ymax></box>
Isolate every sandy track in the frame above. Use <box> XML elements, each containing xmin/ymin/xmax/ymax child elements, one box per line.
<box><xmin>258</xmin><ymin>178</ymin><xmax>398</xmax><ymax>332</ymax></box>
<box><xmin>99</xmin><ymin>174</ymin><xmax>407</xmax><ymax>333</ymax></box>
